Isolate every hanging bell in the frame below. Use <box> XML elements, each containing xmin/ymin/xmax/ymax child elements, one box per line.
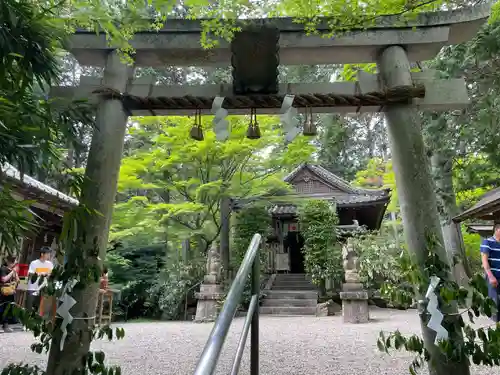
<box><xmin>303</xmin><ymin>107</ymin><xmax>317</xmax><ymax>136</ymax></box>
<box><xmin>246</xmin><ymin>108</ymin><xmax>261</xmax><ymax>139</ymax></box>
<box><xmin>190</xmin><ymin>125</ymin><xmax>204</xmax><ymax>141</ymax></box>
<box><xmin>247</xmin><ymin>124</ymin><xmax>261</xmax><ymax>139</ymax></box>
<box><xmin>190</xmin><ymin>110</ymin><xmax>204</xmax><ymax>141</ymax></box>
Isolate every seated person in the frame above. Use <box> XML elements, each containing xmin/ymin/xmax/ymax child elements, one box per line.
<box><xmin>100</xmin><ymin>266</ymin><xmax>109</xmax><ymax>293</ymax></box>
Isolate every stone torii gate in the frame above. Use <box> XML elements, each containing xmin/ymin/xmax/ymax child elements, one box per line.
<box><xmin>51</xmin><ymin>5</ymin><xmax>489</xmax><ymax>375</ymax></box>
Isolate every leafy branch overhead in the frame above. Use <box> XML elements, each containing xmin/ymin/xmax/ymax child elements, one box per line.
<box><xmin>53</xmin><ymin>0</ymin><xmax>480</xmax><ymax>54</ymax></box>
<box><xmin>112</xmin><ymin>115</ymin><xmax>314</xmax><ymax>246</ymax></box>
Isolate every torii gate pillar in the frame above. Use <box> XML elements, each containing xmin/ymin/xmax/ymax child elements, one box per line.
<box><xmin>377</xmin><ymin>46</ymin><xmax>470</xmax><ymax>375</ymax></box>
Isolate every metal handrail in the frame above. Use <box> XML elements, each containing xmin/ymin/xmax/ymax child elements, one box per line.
<box><xmin>194</xmin><ymin>233</ymin><xmax>261</xmax><ymax>375</ymax></box>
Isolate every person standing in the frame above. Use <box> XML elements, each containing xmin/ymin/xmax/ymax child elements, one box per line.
<box><xmin>0</xmin><ymin>255</ymin><xmax>19</xmax><ymax>332</ymax></box>
<box><xmin>26</xmin><ymin>246</ymin><xmax>54</xmax><ymax>315</ymax></box>
<box><xmin>481</xmin><ymin>223</ymin><xmax>500</xmax><ymax>322</ymax></box>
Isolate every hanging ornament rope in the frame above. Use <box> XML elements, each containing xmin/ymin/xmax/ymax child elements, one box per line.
<box><xmin>190</xmin><ymin>109</ymin><xmax>204</xmax><ymax>141</ymax></box>
<box><xmin>212</xmin><ymin>96</ymin><xmax>229</xmax><ymax>141</ymax></box>
<box><xmin>280</xmin><ymin>94</ymin><xmax>300</xmax><ymax>143</ymax></box>
<box><xmin>425</xmin><ymin>276</ymin><xmax>449</xmax><ymax>344</ymax></box>
<box><xmin>56</xmin><ymin>278</ymin><xmax>79</xmax><ymax>351</ymax></box>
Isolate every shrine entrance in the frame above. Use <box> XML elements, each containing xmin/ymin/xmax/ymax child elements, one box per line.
<box><xmin>52</xmin><ymin>3</ymin><xmax>488</xmax><ymax>328</ymax></box>
<box><xmin>285</xmin><ymin>231</ymin><xmax>305</xmax><ymax>274</ymax></box>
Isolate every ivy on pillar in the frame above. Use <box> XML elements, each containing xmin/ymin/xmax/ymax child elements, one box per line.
<box><xmin>219</xmin><ymin>195</ymin><xmax>231</xmax><ymax>280</ymax></box>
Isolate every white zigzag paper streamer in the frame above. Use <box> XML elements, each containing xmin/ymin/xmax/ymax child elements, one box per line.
<box><xmin>211</xmin><ymin>96</ymin><xmax>229</xmax><ymax>141</ymax></box>
<box><xmin>425</xmin><ymin>276</ymin><xmax>448</xmax><ymax>344</ymax></box>
<box><xmin>56</xmin><ymin>279</ymin><xmax>78</xmax><ymax>351</ymax></box>
<box><xmin>280</xmin><ymin>94</ymin><xmax>300</xmax><ymax>143</ymax></box>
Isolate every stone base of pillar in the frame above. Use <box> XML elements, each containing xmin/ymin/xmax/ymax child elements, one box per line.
<box><xmin>194</xmin><ymin>282</ymin><xmax>224</xmax><ymax>323</ymax></box>
<box><xmin>339</xmin><ymin>290</ymin><xmax>369</xmax><ymax>324</ymax></box>
<box><xmin>341</xmin><ymin>282</ymin><xmax>364</xmax><ymax>291</ymax></box>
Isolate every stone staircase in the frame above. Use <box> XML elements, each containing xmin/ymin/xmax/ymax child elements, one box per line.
<box><xmin>260</xmin><ymin>274</ymin><xmax>318</xmax><ymax>316</ymax></box>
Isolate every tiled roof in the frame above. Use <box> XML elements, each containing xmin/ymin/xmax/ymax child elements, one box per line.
<box><xmin>1</xmin><ymin>163</ymin><xmax>79</xmax><ymax>208</ymax></box>
<box><xmin>267</xmin><ymin>164</ymin><xmax>390</xmax><ymax>217</ymax></box>
<box><xmin>284</xmin><ymin>163</ymin><xmax>389</xmax><ymax>197</ymax></box>
<box><xmin>466</xmin><ymin>223</ymin><xmax>494</xmax><ymax>235</ymax></box>
<box><xmin>232</xmin><ymin>163</ymin><xmax>390</xmax><ymax>218</ymax></box>
<box><xmin>269</xmin><ymin>205</ymin><xmax>297</xmax><ymax>215</ymax></box>
<box><xmin>454</xmin><ymin>187</ymin><xmax>500</xmax><ymax>222</ymax></box>
<box><xmin>268</xmin><ymin>194</ymin><xmax>389</xmax><ymax>216</ymax></box>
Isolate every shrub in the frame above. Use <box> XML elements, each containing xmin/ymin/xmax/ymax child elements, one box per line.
<box><xmin>353</xmin><ymin>231</ymin><xmax>414</xmax><ymax>308</ymax></box>
<box><xmin>147</xmin><ymin>261</ymin><xmax>204</xmax><ymax>320</ymax></box>
<box><xmin>297</xmin><ymin>199</ymin><xmax>343</xmax><ymax>291</ymax></box>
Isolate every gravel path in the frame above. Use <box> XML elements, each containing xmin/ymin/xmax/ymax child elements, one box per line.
<box><xmin>0</xmin><ymin>308</ymin><xmax>493</xmax><ymax>375</ymax></box>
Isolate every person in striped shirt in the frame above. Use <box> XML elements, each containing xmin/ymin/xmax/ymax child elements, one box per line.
<box><xmin>481</xmin><ymin>223</ymin><xmax>500</xmax><ymax>322</ymax></box>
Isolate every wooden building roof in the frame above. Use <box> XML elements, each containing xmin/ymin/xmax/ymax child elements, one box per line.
<box><xmin>466</xmin><ymin>223</ymin><xmax>494</xmax><ymax>237</ymax></box>
<box><xmin>453</xmin><ymin>187</ymin><xmax>500</xmax><ymax>223</ymax></box>
<box><xmin>0</xmin><ymin>164</ymin><xmax>78</xmax><ymax>217</ymax></box>
<box><xmin>233</xmin><ymin>163</ymin><xmax>391</xmax><ymax>230</ymax></box>
<box><xmin>266</xmin><ymin>163</ymin><xmax>390</xmax><ymax>214</ymax></box>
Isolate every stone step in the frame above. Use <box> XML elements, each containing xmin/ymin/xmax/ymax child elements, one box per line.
<box><xmin>261</xmin><ymin>298</ymin><xmax>317</xmax><ymax>307</ymax></box>
<box><xmin>260</xmin><ymin>306</ymin><xmax>317</xmax><ymax>315</ymax></box>
<box><xmin>272</xmin><ymin>285</ymin><xmax>316</xmax><ymax>290</ymax></box>
<box><xmin>275</xmin><ymin>274</ymin><xmax>309</xmax><ymax>279</ymax></box>
<box><xmin>271</xmin><ymin>285</ymin><xmax>317</xmax><ymax>290</ymax></box>
<box><xmin>273</xmin><ymin>280</ymin><xmax>315</xmax><ymax>286</ymax></box>
<box><xmin>265</xmin><ymin>290</ymin><xmax>318</xmax><ymax>299</ymax></box>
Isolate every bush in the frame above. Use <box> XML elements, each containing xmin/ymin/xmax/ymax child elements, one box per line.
<box><xmin>147</xmin><ymin>261</ymin><xmax>204</xmax><ymax>320</ymax></box>
<box><xmin>462</xmin><ymin>228</ymin><xmax>482</xmax><ymax>276</ymax></box>
<box><xmin>297</xmin><ymin>199</ymin><xmax>343</xmax><ymax>291</ymax></box>
<box><xmin>231</xmin><ymin>204</ymin><xmax>271</xmax><ymax>308</ymax></box>
<box><xmin>353</xmin><ymin>231</ymin><xmax>414</xmax><ymax>309</ymax></box>
<box><xmin>114</xmin><ymin>280</ymin><xmax>154</xmax><ymax>321</ymax></box>
<box><xmin>108</xmin><ymin>243</ymin><xmax>206</xmax><ymax>321</ymax></box>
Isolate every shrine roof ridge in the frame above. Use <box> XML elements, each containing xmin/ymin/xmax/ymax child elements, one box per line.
<box><xmin>74</xmin><ymin>4</ymin><xmax>490</xmax><ymax>34</ymax></box>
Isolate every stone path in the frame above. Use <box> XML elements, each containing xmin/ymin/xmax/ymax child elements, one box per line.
<box><xmin>0</xmin><ymin>308</ymin><xmax>492</xmax><ymax>375</ymax></box>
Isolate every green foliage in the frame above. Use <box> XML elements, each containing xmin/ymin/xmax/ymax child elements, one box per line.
<box><xmin>105</xmin><ymin>243</ymin><xmax>166</xmax><ymax>320</ymax></box>
<box><xmin>113</xmin><ymin>116</ymin><xmax>312</xmax><ymax>251</ymax></box>
<box><xmin>147</xmin><ymin>261</ymin><xmax>204</xmax><ymax>320</ymax></box>
<box><xmin>353</xmin><ymin>158</ymin><xmax>399</xmax><ymax>215</ymax></box>
<box><xmin>0</xmin><ymin>0</ymin><xmax>92</xmax><ymax>256</ymax></box>
<box><xmin>298</xmin><ymin>200</ymin><xmax>342</xmax><ymax>287</ymax></box>
<box><xmin>462</xmin><ymin>228</ymin><xmax>483</xmax><ymax>276</ymax></box>
<box><xmin>354</xmin><ymin>231</ymin><xmax>414</xmax><ymax>309</ymax></box>
<box><xmin>232</xmin><ymin>204</ymin><xmax>271</xmax><ymax>272</ymax></box>
<box><xmin>0</xmin><ymin>187</ymin><xmax>34</xmax><ymax>255</ymax></box>
<box><xmin>42</xmin><ymin>0</ymin><xmax>465</xmax><ymax>58</ymax></box>
<box><xmin>376</xmin><ymin>245</ymin><xmax>500</xmax><ymax>373</ymax></box>
<box><xmin>316</xmin><ymin>114</ymin><xmax>388</xmax><ymax>182</ymax></box>
<box><xmin>231</xmin><ymin>204</ymin><xmax>271</xmax><ymax>307</ymax></box>
<box><xmin>453</xmin><ymin>155</ymin><xmax>500</xmax><ymax>211</ymax></box>
<box><xmin>106</xmin><ymin>243</ymin><xmax>165</xmax><ymax>286</ymax></box>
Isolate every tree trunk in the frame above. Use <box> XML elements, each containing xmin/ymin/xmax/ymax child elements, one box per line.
<box><xmin>430</xmin><ymin>149</ymin><xmax>472</xmax><ymax>285</ymax></box>
<box><xmin>46</xmin><ymin>51</ymin><xmax>133</xmax><ymax>375</ymax></box>
<box><xmin>220</xmin><ymin>195</ymin><xmax>231</xmax><ymax>280</ymax></box>
<box><xmin>377</xmin><ymin>46</ymin><xmax>470</xmax><ymax>375</ymax></box>
<box><xmin>57</xmin><ymin>142</ymin><xmax>74</xmax><ymax>193</ymax></box>
<box><xmin>182</xmin><ymin>239</ymin><xmax>190</xmax><ymax>262</ymax></box>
